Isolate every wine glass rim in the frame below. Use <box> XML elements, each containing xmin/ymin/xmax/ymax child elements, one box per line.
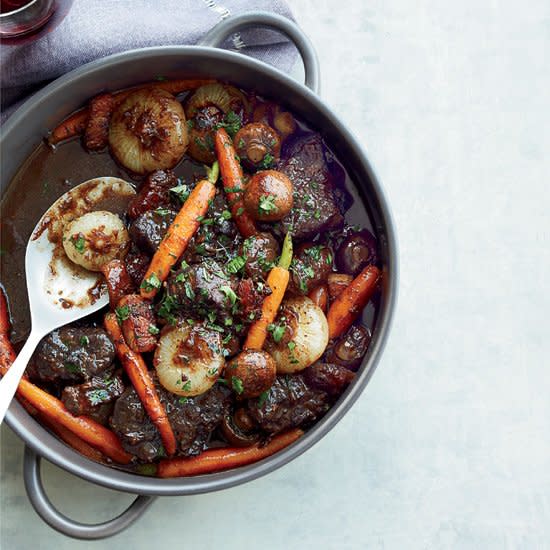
<box><xmin>0</xmin><ymin>0</ymin><xmax>41</xmax><ymax>18</ymax></box>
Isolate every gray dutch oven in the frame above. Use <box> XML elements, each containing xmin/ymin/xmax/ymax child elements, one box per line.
<box><xmin>0</xmin><ymin>11</ymin><xmax>398</xmax><ymax>540</ymax></box>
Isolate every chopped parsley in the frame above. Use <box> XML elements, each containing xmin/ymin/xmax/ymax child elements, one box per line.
<box><xmin>88</xmin><ymin>389</ymin><xmax>109</xmax><ymax>406</ymax></box>
<box><xmin>236</xmin><ymin>207</ymin><xmax>245</xmax><ymax>216</ymax></box>
<box><xmin>115</xmin><ymin>304</ymin><xmax>130</xmax><ymax>323</ymax></box>
<box><xmin>226</xmin><ymin>255</ymin><xmax>246</xmax><ymax>274</ymax></box>
<box><xmin>179</xmin><ymin>396</ymin><xmax>190</xmax><ymax>404</ymax></box>
<box><xmin>221</xmin><ymin>209</ymin><xmax>232</xmax><ymax>220</ymax></box>
<box><xmin>314</xmin><ymin>210</ymin><xmax>321</xmax><ymax>220</ymax></box>
<box><xmin>170</xmin><ymin>183</ymin><xmax>191</xmax><ymax>202</ymax></box>
<box><xmin>231</xmin><ymin>375</ymin><xmax>244</xmax><ymax>395</ymax></box>
<box><xmin>258</xmin><ymin>194</ymin><xmax>278</xmax><ymax>215</ymax></box>
<box><xmin>158</xmin><ymin>294</ymin><xmax>178</xmax><ymax>325</ymax></box>
<box><xmin>140</xmin><ymin>273</ymin><xmax>161</xmax><ymax>292</ymax></box>
<box><xmin>220</xmin><ymin>285</ymin><xmax>237</xmax><ymax>306</ymax></box>
<box><xmin>181</xmin><ymin>380</ymin><xmax>192</xmax><ymax>392</ymax></box>
<box><xmin>305</xmin><ymin>245</ymin><xmax>323</xmax><ymax>262</ymax></box>
<box><xmin>79</xmin><ymin>335</ymin><xmax>90</xmax><ymax>346</ymax></box>
<box><xmin>260</xmin><ymin>152</ymin><xmax>275</xmax><ymax>168</ymax></box>
<box><xmin>288</xmin><ymin>341</ymin><xmax>299</xmax><ymax>364</ymax></box>
<box><xmin>257</xmin><ymin>390</ymin><xmax>269</xmax><ymax>408</ymax></box>
<box><xmin>155</xmin><ymin>207</ymin><xmax>172</xmax><ymax>217</ymax></box>
<box><xmin>70</xmin><ymin>234</ymin><xmax>86</xmax><ymax>254</ymax></box>
<box><xmin>64</xmin><ymin>362</ymin><xmax>81</xmax><ymax>375</ymax></box>
<box><xmin>216</xmin><ymin>110</ymin><xmax>242</xmax><ymax>138</ymax></box>
<box><xmin>267</xmin><ymin>323</ymin><xmax>285</xmax><ymax>343</ymax></box>
<box><xmin>207</xmin><ymin>367</ymin><xmax>219</xmax><ymax>376</ymax></box>
<box><xmin>184</xmin><ymin>281</ymin><xmax>195</xmax><ymax>299</ymax></box>
<box><xmin>148</xmin><ymin>324</ymin><xmax>160</xmax><ymax>335</ymax></box>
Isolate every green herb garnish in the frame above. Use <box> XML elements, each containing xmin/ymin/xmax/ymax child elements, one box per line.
<box><xmin>140</xmin><ymin>273</ymin><xmax>161</xmax><ymax>292</ymax></box>
<box><xmin>258</xmin><ymin>194</ymin><xmax>278</xmax><ymax>215</ymax></box>
<box><xmin>231</xmin><ymin>375</ymin><xmax>244</xmax><ymax>395</ymax></box>
<box><xmin>216</xmin><ymin>111</ymin><xmax>241</xmax><ymax>138</ymax></box>
<box><xmin>220</xmin><ymin>285</ymin><xmax>237</xmax><ymax>306</ymax></box>
<box><xmin>88</xmin><ymin>389</ymin><xmax>109</xmax><ymax>406</ymax></box>
<box><xmin>260</xmin><ymin>152</ymin><xmax>275</xmax><ymax>168</ymax></box>
<box><xmin>64</xmin><ymin>362</ymin><xmax>81</xmax><ymax>375</ymax></box>
<box><xmin>71</xmin><ymin>235</ymin><xmax>86</xmax><ymax>254</ymax></box>
<box><xmin>267</xmin><ymin>323</ymin><xmax>285</xmax><ymax>343</ymax></box>
<box><xmin>115</xmin><ymin>305</ymin><xmax>130</xmax><ymax>323</ymax></box>
<box><xmin>226</xmin><ymin>255</ymin><xmax>246</xmax><ymax>274</ymax></box>
<box><xmin>170</xmin><ymin>183</ymin><xmax>191</xmax><ymax>202</ymax></box>
<box><xmin>79</xmin><ymin>335</ymin><xmax>90</xmax><ymax>346</ymax></box>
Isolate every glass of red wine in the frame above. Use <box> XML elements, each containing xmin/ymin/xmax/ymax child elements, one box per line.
<box><xmin>0</xmin><ymin>0</ymin><xmax>73</xmax><ymax>44</ymax></box>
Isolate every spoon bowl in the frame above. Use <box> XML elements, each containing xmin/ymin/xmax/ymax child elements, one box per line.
<box><xmin>0</xmin><ymin>176</ymin><xmax>135</xmax><ymax>424</ymax></box>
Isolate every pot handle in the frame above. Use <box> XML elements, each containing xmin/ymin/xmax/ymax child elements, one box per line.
<box><xmin>198</xmin><ymin>11</ymin><xmax>320</xmax><ymax>94</ymax></box>
<box><xmin>23</xmin><ymin>446</ymin><xmax>156</xmax><ymax>540</ymax></box>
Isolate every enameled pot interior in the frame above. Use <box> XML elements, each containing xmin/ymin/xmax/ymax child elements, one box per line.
<box><xmin>0</xmin><ymin>47</ymin><xmax>397</xmax><ymax>496</ymax></box>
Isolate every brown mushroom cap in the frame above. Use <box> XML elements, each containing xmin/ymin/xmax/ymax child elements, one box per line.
<box><xmin>243</xmin><ymin>170</ymin><xmax>293</xmax><ymax>222</ymax></box>
<box><xmin>234</xmin><ymin>122</ymin><xmax>281</xmax><ymax>171</ymax></box>
<box><xmin>225</xmin><ymin>350</ymin><xmax>276</xmax><ymax>398</ymax></box>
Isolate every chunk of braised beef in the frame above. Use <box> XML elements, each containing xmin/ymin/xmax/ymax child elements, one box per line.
<box><xmin>248</xmin><ymin>375</ymin><xmax>329</xmax><ymax>434</ymax></box>
<box><xmin>326</xmin><ymin>325</ymin><xmax>371</xmax><ymax>371</ymax></box>
<box><xmin>240</xmin><ymin>232</ymin><xmax>280</xmax><ymax>280</ymax></box>
<box><xmin>183</xmin><ymin>192</ymin><xmax>240</xmax><ymax>263</ymax></box>
<box><xmin>302</xmin><ymin>362</ymin><xmax>355</xmax><ymax>397</ymax></box>
<box><xmin>27</xmin><ymin>327</ymin><xmax>115</xmax><ymax>384</ymax></box>
<box><xmin>275</xmin><ymin>132</ymin><xmax>344</xmax><ymax>240</ymax></box>
<box><xmin>129</xmin><ymin>207</ymin><xmax>177</xmax><ymax>255</ymax></box>
<box><xmin>117</xmin><ymin>294</ymin><xmax>158</xmax><ymax>353</ymax></box>
<box><xmin>166</xmin><ymin>259</ymin><xmax>239</xmax><ymax>323</ymax></box>
<box><xmin>237</xmin><ymin>278</ymin><xmax>270</xmax><ymax>322</ymax></box>
<box><xmin>110</xmin><ymin>381</ymin><xmax>232</xmax><ymax>462</ymax></box>
<box><xmin>289</xmin><ymin>243</ymin><xmax>333</xmax><ymax>295</ymax></box>
<box><xmin>101</xmin><ymin>259</ymin><xmax>135</xmax><ymax>309</ymax></box>
<box><xmin>61</xmin><ymin>371</ymin><xmax>124</xmax><ymax>424</ymax></box>
<box><xmin>127</xmin><ymin>169</ymin><xmax>178</xmax><ymax>220</ymax></box>
<box><xmin>125</xmin><ymin>244</ymin><xmax>151</xmax><ymax>287</ymax></box>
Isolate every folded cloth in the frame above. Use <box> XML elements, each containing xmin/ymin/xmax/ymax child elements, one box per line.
<box><xmin>1</xmin><ymin>0</ymin><xmax>297</xmax><ymax>119</ymax></box>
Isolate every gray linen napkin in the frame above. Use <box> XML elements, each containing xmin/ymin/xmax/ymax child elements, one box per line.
<box><xmin>1</xmin><ymin>0</ymin><xmax>297</xmax><ymax>117</ymax></box>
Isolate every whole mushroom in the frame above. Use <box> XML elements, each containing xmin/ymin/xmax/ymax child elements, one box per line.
<box><xmin>234</xmin><ymin>122</ymin><xmax>281</xmax><ymax>171</ymax></box>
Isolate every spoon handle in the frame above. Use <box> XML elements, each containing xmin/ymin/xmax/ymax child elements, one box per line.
<box><xmin>0</xmin><ymin>330</ymin><xmax>43</xmax><ymax>425</ymax></box>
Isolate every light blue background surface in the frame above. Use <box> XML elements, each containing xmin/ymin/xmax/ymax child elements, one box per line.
<box><xmin>2</xmin><ymin>1</ymin><xmax>549</xmax><ymax>548</ymax></box>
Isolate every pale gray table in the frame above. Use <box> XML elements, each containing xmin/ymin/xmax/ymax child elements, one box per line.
<box><xmin>2</xmin><ymin>1</ymin><xmax>549</xmax><ymax>548</ymax></box>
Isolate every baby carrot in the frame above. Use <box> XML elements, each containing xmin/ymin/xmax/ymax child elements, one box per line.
<box><xmin>214</xmin><ymin>127</ymin><xmax>257</xmax><ymax>238</ymax></box>
<box><xmin>326</xmin><ymin>265</ymin><xmax>381</xmax><ymax>339</ymax></box>
<box><xmin>104</xmin><ymin>312</ymin><xmax>177</xmax><ymax>456</ymax></box>
<box><xmin>244</xmin><ymin>233</ymin><xmax>292</xmax><ymax>350</ymax></box>
<box><xmin>158</xmin><ymin>428</ymin><xmax>303</xmax><ymax>478</ymax></box>
<box><xmin>140</xmin><ymin>163</ymin><xmax>218</xmax><ymax>300</ymax></box>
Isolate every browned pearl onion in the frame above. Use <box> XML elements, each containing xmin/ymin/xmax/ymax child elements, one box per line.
<box><xmin>109</xmin><ymin>88</ymin><xmax>188</xmax><ymax>175</ymax></box>
<box><xmin>243</xmin><ymin>170</ymin><xmax>293</xmax><ymax>222</ymax></box>
<box><xmin>225</xmin><ymin>350</ymin><xmax>276</xmax><ymax>399</ymax></box>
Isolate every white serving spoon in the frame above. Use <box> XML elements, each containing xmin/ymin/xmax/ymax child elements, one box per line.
<box><xmin>0</xmin><ymin>177</ymin><xmax>135</xmax><ymax>424</ymax></box>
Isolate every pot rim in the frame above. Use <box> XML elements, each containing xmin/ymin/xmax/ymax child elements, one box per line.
<box><xmin>1</xmin><ymin>44</ymin><xmax>399</xmax><ymax>496</ymax></box>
